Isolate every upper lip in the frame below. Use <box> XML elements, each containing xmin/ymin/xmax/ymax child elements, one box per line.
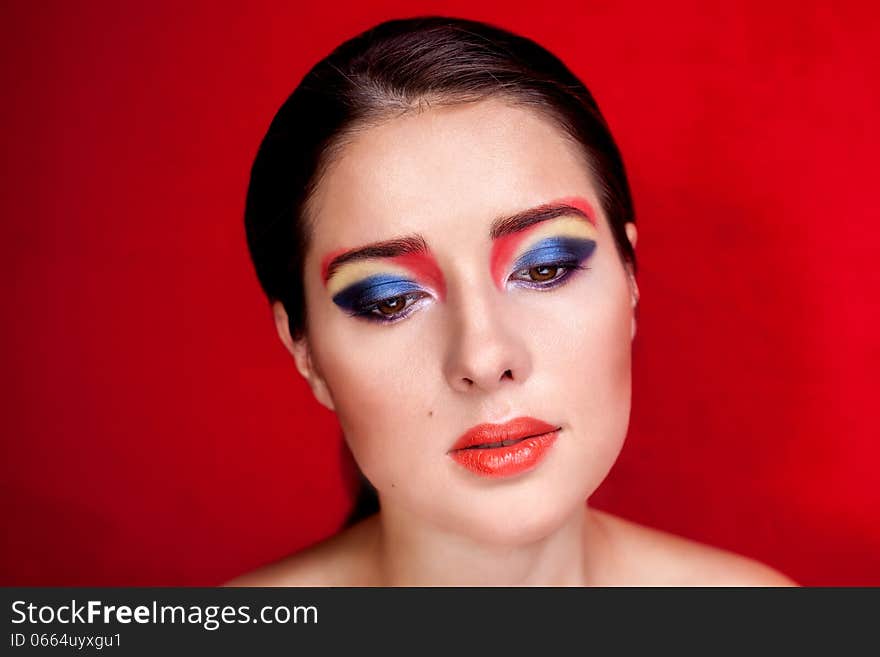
<box><xmin>449</xmin><ymin>416</ymin><xmax>561</xmax><ymax>452</ymax></box>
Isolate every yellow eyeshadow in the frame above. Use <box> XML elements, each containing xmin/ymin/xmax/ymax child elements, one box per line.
<box><xmin>509</xmin><ymin>216</ymin><xmax>598</xmax><ymax>262</ymax></box>
<box><xmin>326</xmin><ymin>260</ymin><xmax>416</xmax><ymax>297</ymax></box>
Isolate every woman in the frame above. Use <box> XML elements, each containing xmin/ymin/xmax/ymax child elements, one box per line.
<box><xmin>231</xmin><ymin>16</ymin><xmax>795</xmax><ymax>586</ymax></box>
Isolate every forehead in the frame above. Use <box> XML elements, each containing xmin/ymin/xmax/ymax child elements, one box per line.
<box><xmin>306</xmin><ymin>98</ymin><xmax>602</xmax><ymax>257</ymax></box>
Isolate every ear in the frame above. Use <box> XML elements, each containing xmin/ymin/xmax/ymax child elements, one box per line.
<box><xmin>624</xmin><ymin>223</ymin><xmax>640</xmax><ymax>340</ymax></box>
<box><xmin>272</xmin><ymin>301</ymin><xmax>336</xmax><ymax>412</ymax></box>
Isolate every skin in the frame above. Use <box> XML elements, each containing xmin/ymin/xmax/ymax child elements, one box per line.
<box><xmin>229</xmin><ymin>98</ymin><xmax>796</xmax><ymax>586</ymax></box>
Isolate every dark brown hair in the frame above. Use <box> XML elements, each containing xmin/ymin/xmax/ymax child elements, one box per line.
<box><xmin>244</xmin><ymin>16</ymin><xmax>637</xmax><ymax>526</ymax></box>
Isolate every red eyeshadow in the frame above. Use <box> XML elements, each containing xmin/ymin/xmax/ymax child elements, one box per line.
<box><xmin>490</xmin><ymin>196</ymin><xmax>597</xmax><ymax>288</ymax></box>
<box><xmin>320</xmin><ymin>248</ymin><xmax>349</xmax><ymax>284</ymax></box>
<box><xmin>321</xmin><ymin>248</ymin><xmax>446</xmax><ymax>300</ymax></box>
<box><xmin>390</xmin><ymin>252</ymin><xmax>446</xmax><ymax>301</ymax></box>
<box><xmin>490</xmin><ymin>223</ymin><xmax>545</xmax><ymax>287</ymax></box>
<box><xmin>554</xmin><ymin>196</ymin><xmax>597</xmax><ymax>226</ymax></box>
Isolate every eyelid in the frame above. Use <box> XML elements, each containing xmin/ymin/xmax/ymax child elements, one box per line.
<box><xmin>331</xmin><ymin>275</ymin><xmax>427</xmax><ymax>311</ymax></box>
<box><xmin>510</xmin><ymin>236</ymin><xmax>597</xmax><ymax>273</ymax></box>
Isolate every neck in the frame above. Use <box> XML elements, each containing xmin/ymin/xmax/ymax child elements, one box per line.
<box><xmin>372</xmin><ymin>502</ymin><xmax>600</xmax><ymax>586</ymax></box>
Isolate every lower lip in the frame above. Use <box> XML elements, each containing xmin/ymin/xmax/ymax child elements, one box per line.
<box><xmin>448</xmin><ymin>430</ymin><xmax>559</xmax><ymax>478</ymax></box>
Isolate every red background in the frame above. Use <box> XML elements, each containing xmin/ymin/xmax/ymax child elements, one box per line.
<box><xmin>2</xmin><ymin>0</ymin><xmax>878</xmax><ymax>586</ymax></box>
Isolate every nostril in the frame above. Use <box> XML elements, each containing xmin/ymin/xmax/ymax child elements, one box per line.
<box><xmin>502</xmin><ymin>369</ymin><xmax>513</xmax><ymax>380</ymax></box>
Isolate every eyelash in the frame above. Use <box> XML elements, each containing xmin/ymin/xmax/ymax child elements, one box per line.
<box><xmin>352</xmin><ymin>261</ymin><xmax>589</xmax><ymax>325</ymax></box>
<box><xmin>508</xmin><ymin>261</ymin><xmax>590</xmax><ymax>290</ymax></box>
<box><xmin>349</xmin><ymin>291</ymin><xmax>431</xmax><ymax>324</ymax></box>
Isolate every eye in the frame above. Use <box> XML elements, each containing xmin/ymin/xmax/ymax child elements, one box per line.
<box><xmin>376</xmin><ymin>296</ymin><xmax>407</xmax><ymax>315</ymax></box>
<box><xmin>509</xmin><ymin>262</ymin><xmax>586</xmax><ymax>289</ymax></box>
<box><xmin>332</xmin><ymin>274</ymin><xmax>432</xmax><ymax>324</ymax></box>
<box><xmin>507</xmin><ymin>237</ymin><xmax>596</xmax><ymax>291</ymax></box>
<box><xmin>356</xmin><ymin>291</ymin><xmax>431</xmax><ymax>323</ymax></box>
<box><xmin>525</xmin><ymin>265</ymin><xmax>562</xmax><ymax>282</ymax></box>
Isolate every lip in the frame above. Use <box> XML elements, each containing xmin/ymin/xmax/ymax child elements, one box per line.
<box><xmin>448</xmin><ymin>416</ymin><xmax>561</xmax><ymax>478</ymax></box>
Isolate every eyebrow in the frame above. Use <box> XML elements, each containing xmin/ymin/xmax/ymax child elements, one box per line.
<box><xmin>321</xmin><ymin>236</ymin><xmax>429</xmax><ymax>283</ymax></box>
<box><xmin>489</xmin><ymin>198</ymin><xmax>596</xmax><ymax>240</ymax></box>
<box><xmin>320</xmin><ymin>197</ymin><xmax>596</xmax><ymax>283</ymax></box>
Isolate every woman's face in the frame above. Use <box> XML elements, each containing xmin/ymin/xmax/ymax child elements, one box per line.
<box><xmin>280</xmin><ymin>98</ymin><xmax>638</xmax><ymax>544</ymax></box>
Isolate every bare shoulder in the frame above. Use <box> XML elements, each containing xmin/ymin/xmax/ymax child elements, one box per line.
<box><xmin>590</xmin><ymin>508</ymin><xmax>798</xmax><ymax>587</ymax></box>
<box><xmin>224</xmin><ymin>516</ymin><xmax>380</xmax><ymax>587</ymax></box>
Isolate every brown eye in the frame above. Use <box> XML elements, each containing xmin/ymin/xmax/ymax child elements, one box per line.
<box><xmin>528</xmin><ymin>265</ymin><xmax>560</xmax><ymax>282</ymax></box>
<box><xmin>377</xmin><ymin>296</ymin><xmax>407</xmax><ymax>315</ymax></box>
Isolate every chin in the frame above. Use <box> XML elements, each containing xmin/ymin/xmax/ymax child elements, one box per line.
<box><xmin>438</xmin><ymin>480</ymin><xmax>593</xmax><ymax>547</ymax></box>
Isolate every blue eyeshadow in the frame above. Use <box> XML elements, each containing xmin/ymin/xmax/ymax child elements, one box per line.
<box><xmin>511</xmin><ymin>236</ymin><xmax>596</xmax><ymax>272</ymax></box>
<box><xmin>332</xmin><ymin>274</ymin><xmax>424</xmax><ymax>311</ymax></box>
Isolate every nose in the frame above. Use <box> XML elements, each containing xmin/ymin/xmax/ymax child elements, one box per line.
<box><xmin>443</xmin><ymin>286</ymin><xmax>532</xmax><ymax>394</ymax></box>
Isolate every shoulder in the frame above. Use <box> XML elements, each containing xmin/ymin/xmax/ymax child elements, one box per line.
<box><xmin>589</xmin><ymin>508</ymin><xmax>797</xmax><ymax>587</ymax></box>
<box><xmin>224</xmin><ymin>516</ymin><xmax>380</xmax><ymax>587</ymax></box>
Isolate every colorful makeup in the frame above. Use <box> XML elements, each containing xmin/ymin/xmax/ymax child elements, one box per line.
<box><xmin>331</xmin><ymin>272</ymin><xmax>429</xmax><ymax>322</ymax></box>
<box><xmin>490</xmin><ymin>198</ymin><xmax>599</xmax><ymax>289</ymax></box>
<box><xmin>321</xmin><ymin>196</ymin><xmax>598</xmax><ymax>323</ymax></box>
<box><xmin>322</xmin><ymin>243</ymin><xmax>446</xmax><ymax>323</ymax></box>
<box><xmin>507</xmin><ymin>234</ymin><xmax>596</xmax><ymax>289</ymax></box>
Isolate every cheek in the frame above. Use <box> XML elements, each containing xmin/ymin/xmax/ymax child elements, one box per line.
<box><xmin>527</xmin><ymin>266</ymin><xmax>633</xmax><ymax>462</ymax></box>
<box><xmin>528</xmin><ymin>264</ymin><xmax>632</xmax><ymax>388</ymax></box>
<box><xmin>307</xmin><ymin>312</ymin><xmax>441</xmax><ymax>485</ymax></box>
<box><xmin>562</xmin><ymin>290</ymin><xmax>632</xmax><ymax>403</ymax></box>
